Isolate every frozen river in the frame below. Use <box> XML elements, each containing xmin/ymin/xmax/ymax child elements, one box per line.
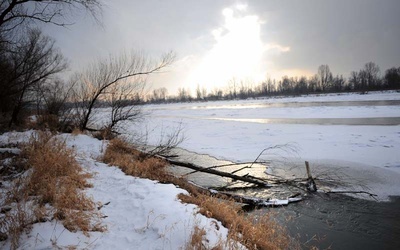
<box><xmin>124</xmin><ymin>91</ymin><xmax>400</xmax><ymax>249</ymax></box>
<box><xmin>139</xmin><ymin>92</ymin><xmax>400</xmax><ymax>166</ymax></box>
<box><xmin>125</xmin><ymin>91</ymin><xmax>400</xmax><ymax>200</ymax></box>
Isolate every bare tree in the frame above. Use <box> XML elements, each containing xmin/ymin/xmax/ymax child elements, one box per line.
<box><xmin>348</xmin><ymin>71</ymin><xmax>359</xmax><ymax>90</ymax></box>
<box><xmin>177</xmin><ymin>87</ymin><xmax>191</xmax><ymax>102</ymax></box>
<box><xmin>0</xmin><ymin>0</ymin><xmax>101</xmax><ymax>39</ymax></box>
<box><xmin>227</xmin><ymin>78</ymin><xmax>238</xmax><ymax>99</ymax></box>
<box><xmin>39</xmin><ymin>79</ymin><xmax>72</xmax><ymax>116</ymax></box>
<box><xmin>317</xmin><ymin>64</ymin><xmax>333</xmax><ymax>91</ymax></box>
<box><xmin>103</xmin><ymin>78</ymin><xmax>145</xmax><ymax>135</ymax></box>
<box><xmin>152</xmin><ymin>88</ymin><xmax>160</xmax><ymax>102</ymax></box>
<box><xmin>71</xmin><ymin>51</ymin><xmax>175</xmax><ymax>131</ymax></box>
<box><xmin>159</xmin><ymin>87</ymin><xmax>168</xmax><ymax>101</ymax></box>
<box><xmin>201</xmin><ymin>86</ymin><xmax>207</xmax><ymax>100</ymax></box>
<box><xmin>296</xmin><ymin>76</ymin><xmax>308</xmax><ymax>94</ymax></box>
<box><xmin>363</xmin><ymin>62</ymin><xmax>380</xmax><ymax>89</ymax></box>
<box><xmin>195</xmin><ymin>84</ymin><xmax>202</xmax><ymax>100</ymax></box>
<box><xmin>0</xmin><ymin>28</ymin><xmax>67</xmax><ymax>127</ymax></box>
<box><xmin>384</xmin><ymin>67</ymin><xmax>400</xmax><ymax>89</ymax></box>
<box><xmin>150</xmin><ymin>87</ymin><xmax>167</xmax><ymax>103</ymax></box>
<box><xmin>331</xmin><ymin>75</ymin><xmax>346</xmax><ymax>92</ymax></box>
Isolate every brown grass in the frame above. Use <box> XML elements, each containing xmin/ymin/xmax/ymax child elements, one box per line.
<box><xmin>0</xmin><ymin>132</ymin><xmax>103</xmax><ymax>249</ymax></box>
<box><xmin>0</xmin><ymin>201</ymin><xmax>33</xmax><ymax>249</ymax></box>
<box><xmin>179</xmin><ymin>194</ymin><xmax>292</xmax><ymax>250</ymax></box>
<box><xmin>186</xmin><ymin>225</ymin><xmax>208</xmax><ymax>250</ymax></box>
<box><xmin>22</xmin><ymin>133</ymin><xmax>99</xmax><ymax>232</ymax></box>
<box><xmin>34</xmin><ymin>114</ymin><xmax>60</xmax><ymax>131</ymax></box>
<box><xmin>104</xmin><ymin>138</ymin><xmax>296</xmax><ymax>250</ymax></box>
<box><xmin>103</xmin><ymin>138</ymin><xmax>169</xmax><ymax>180</ymax></box>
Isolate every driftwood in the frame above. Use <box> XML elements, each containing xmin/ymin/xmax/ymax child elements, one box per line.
<box><xmin>161</xmin><ymin>158</ymin><xmax>305</xmax><ymax>207</ymax></box>
<box><xmin>218</xmin><ymin>190</ymin><xmax>302</xmax><ymax>207</ymax></box>
<box><xmin>159</xmin><ymin>152</ymin><xmax>377</xmax><ymax>207</ymax></box>
<box><xmin>186</xmin><ymin>181</ymin><xmax>302</xmax><ymax>207</ymax></box>
<box><xmin>165</xmin><ymin>158</ymin><xmax>271</xmax><ymax>187</ymax></box>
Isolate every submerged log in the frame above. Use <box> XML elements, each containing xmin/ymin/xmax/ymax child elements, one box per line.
<box><xmin>187</xmin><ymin>181</ymin><xmax>302</xmax><ymax>207</ymax></box>
<box><xmin>218</xmin><ymin>191</ymin><xmax>302</xmax><ymax>207</ymax></box>
<box><xmin>165</xmin><ymin>158</ymin><xmax>271</xmax><ymax>187</ymax></box>
<box><xmin>326</xmin><ymin>190</ymin><xmax>377</xmax><ymax>198</ymax></box>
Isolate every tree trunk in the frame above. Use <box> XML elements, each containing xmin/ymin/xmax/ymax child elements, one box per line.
<box><xmin>165</xmin><ymin>158</ymin><xmax>270</xmax><ymax>187</ymax></box>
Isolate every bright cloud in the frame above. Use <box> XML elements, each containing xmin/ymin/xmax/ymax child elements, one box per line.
<box><xmin>185</xmin><ymin>5</ymin><xmax>291</xmax><ymax>92</ymax></box>
<box><xmin>186</xmin><ymin>6</ymin><xmax>267</xmax><ymax>91</ymax></box>
<box><xmin>265</xmin><ymin>43</ymin><xmax>291</xmax><ymax>53</ymax></box>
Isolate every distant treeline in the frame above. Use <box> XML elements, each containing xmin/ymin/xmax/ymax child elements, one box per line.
<box><xmin>147</xmin><ymin>62</ymin><xmax>400</xmax><ymax>103</ymax></box>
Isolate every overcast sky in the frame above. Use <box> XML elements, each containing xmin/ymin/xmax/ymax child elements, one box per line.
<box><xmin>44</xmin><ymin>0</ymin><xmax>400</xmax><ymax>94</ymax></box>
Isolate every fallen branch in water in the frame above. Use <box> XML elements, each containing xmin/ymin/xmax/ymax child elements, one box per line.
<box><xmin>165</xmin><ymin>158</ymin><xmax>271</xmax><ymax>187</ymax></box>
<box><xmin>187</xmin><ymin>181</ymin><xmax>302</xmax><ymax>207</ymax></box>
<box><xmin>181</xmin><ymin>161</ymin><xmax>270</xmax><ymax>177</ymax></box>
<box><xmin>325</xmin><ymin>190</ymin><xmax>378</xmax><ymax>197</ymax></box>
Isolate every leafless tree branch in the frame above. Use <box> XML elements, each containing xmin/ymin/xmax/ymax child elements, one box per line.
<box><xmin>71</xmin><ymin>51</ymin><xmax>175</xmax><ymax>131</ymax></box>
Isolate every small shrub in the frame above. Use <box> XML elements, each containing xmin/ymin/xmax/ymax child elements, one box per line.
<box><xmin>186</xmin><ymin>226</ymin><xmax>207</xmax><ymax>250</ymax></box>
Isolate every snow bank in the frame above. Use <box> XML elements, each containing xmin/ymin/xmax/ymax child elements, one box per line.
<box><xmin>0</xmin><ymin>132</ymin><xmax>235</xmax><ymax>249</ymax></box>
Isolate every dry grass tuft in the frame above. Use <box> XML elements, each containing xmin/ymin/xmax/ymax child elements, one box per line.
<box><xmin>103</xmin><ymin>138</ymin><xmax>295</xmax><ymax>250</ymax></box>
<box><xmin>35</xmin><ymin>114</ymin><xmax>60</xmax><ymax>131</ymax></box>
<box><xmin>93</xmin><ymin>127</ymin><xmax>115</xmax><ymax>140</ymax></box>
<box><xmin>23</xmin><ymin>133</ymin><xmax>93</xmax><ymax>203</ymax></box>
<box><xmin>22</xmin><ymin>133</ymin><xmax>98</xmax><ymax>232</ymax></box>
<box><xmin>71</xmin><ymin>127</ymin><xmax>85</xmax><ymax>135</ymax></box>
<box><xmin>1</xmin><ymin>132</ymin><xmax>103</xmax><ymax>249</ymax></box>
<box><xmin>179</xmin><ymin>193</ymin><xmax>291</xmax><ymax>250</ymax></box>
<box><xmin>186</xmin><ymin>225</ymin><xmax>207</xmax><ymax>250</ymax></box>
<box><xmin>103</xmin><ymin>138</ymin><xmax>169</xmax><ymax>180</ymax></box>
<box><xmin>0</xmin><ymin>201</ymin><xmax>33</xmax><ymax>249</ymax></box>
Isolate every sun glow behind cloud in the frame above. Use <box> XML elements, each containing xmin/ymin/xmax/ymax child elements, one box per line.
<box><xmin>186</xmin><ymin>5</ymin><xmax>268</xmax><ymax>91</ymax></box>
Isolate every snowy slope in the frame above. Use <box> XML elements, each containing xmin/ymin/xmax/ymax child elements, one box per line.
<box><xmin>0</xmin><ymin>132</ymin><xmax>235</xmax><ymax>249</ymax></box>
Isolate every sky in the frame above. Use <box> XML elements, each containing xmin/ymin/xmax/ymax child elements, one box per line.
<box><xmin>43</xmin><ymin>0</ymin><xmax>400</xmax><ymax>95</ymax></box>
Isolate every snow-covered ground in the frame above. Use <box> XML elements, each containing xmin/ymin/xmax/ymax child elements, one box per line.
<box><xmin>1</xmin><ymin>91</ymin><xmax>399</xmax><ymax>248</ymax></box>
<box><xmin>131</xmin><ymin>91</ymin><xmax>400</xmax><ymax>201</ymax></box>
<box><xmin>0</xmin><ymin>132</ymin><xmax>234</xmax><ymax>249</ymax></box>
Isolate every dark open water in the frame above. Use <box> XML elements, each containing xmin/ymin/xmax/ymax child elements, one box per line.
<box><xmin>259</xmin><ymin>194</ymin><xmax>400</xmax><ymax>249</ymax></box>
<box><xmin>168</xmin><ymin>148</ymin><xmax>400</xmax><ymax>249</ymax></box>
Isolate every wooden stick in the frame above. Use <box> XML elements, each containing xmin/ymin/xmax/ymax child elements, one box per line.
<box><xmin>305</xmin><ymin>161</ymin><xmax>311</xmax><ymax>178</ymax></box>
<box><xmin>305</xmin><ymin>161</ymin><xmax>317</xmax><ymax>192</ymax></box>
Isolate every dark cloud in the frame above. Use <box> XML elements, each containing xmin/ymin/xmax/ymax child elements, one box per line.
<box><xmin>43</xmin><ymin>0</ymin><xmax>400</xmax><ymax>88</ymax></box>
<box><xmin>251</xmin><ymin>0</ymin><xmax>400</xmax><ymax>75</ymax></box>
